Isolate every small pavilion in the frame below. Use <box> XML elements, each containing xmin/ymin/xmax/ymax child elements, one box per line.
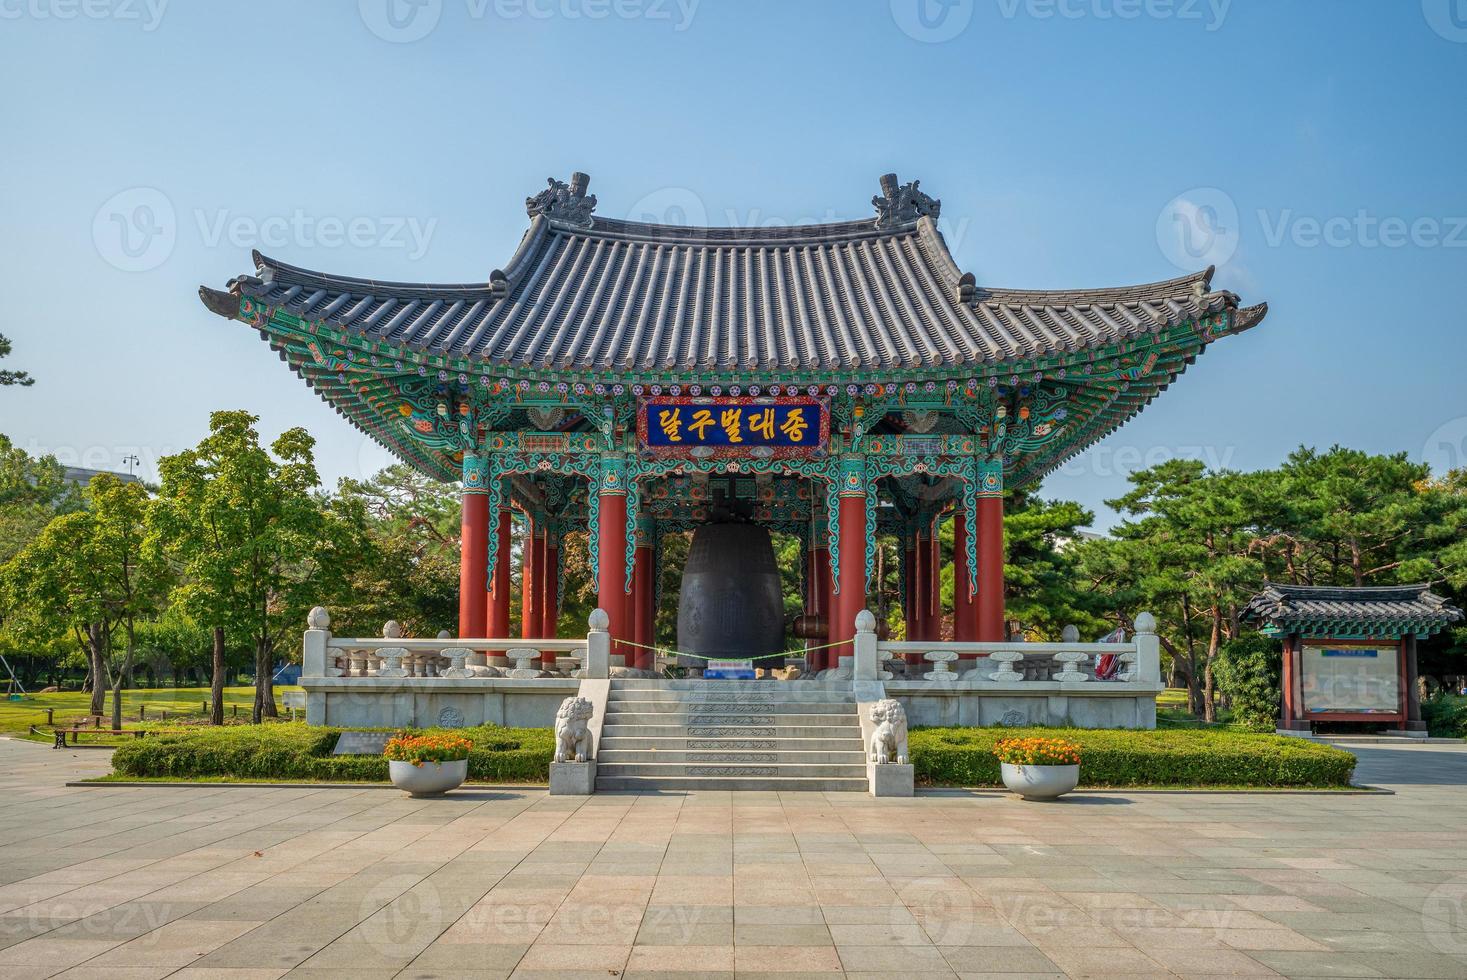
<box><xmin>1244</xmin><ymin>584</ymin><xmax>1463</xmax><ymax>736</ymax></box>
<box><xmin>201</xmin><ymin>173</ymin><xmax>1267</xmax><ymax>669</ymax></box>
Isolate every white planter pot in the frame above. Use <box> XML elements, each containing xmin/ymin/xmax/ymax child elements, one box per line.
<box><xmin>1000</xmin><ymin>762</ymin><xmax>1079</xmax><ymax>801</ymax></box>
<box><xmin>389</xmin><ymin>758</ymin><xmax>468</xmax><ymax>798</ymax></box>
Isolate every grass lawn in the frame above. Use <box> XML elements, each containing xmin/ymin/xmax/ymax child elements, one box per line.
<box><xmin>0</xmin><ymin>686</ymin><xmax>301</xmax><ymax>740</ymax></box>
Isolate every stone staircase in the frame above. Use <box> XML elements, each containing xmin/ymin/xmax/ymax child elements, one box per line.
<box><xmin>595</xmin><ymin>679</ymin><xmax>868</xmax><ymax>791</ymax></box>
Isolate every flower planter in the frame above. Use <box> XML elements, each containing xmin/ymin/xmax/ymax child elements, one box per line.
<box><xmin>388</xmin><ymin>758</ymin><xmax>467</xmax><ymax>798</ymax></box>
<box><xmin>1000</xmin><ymin>762</ymin><xmax>1079</xmax><ymax>801</ymax></box>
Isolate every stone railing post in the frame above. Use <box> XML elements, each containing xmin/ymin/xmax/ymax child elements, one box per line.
<box><xmin>303</xmin><ymin>606</ymin><xmax>332</xmax><ymax>678</ymax></box>
<box><xmin>1053</xmin><ymin>651</ymin><xmax>1089</xmax><ymax>683</ymax></box>
<box><xmin>586</xmin><ymin>608</ymin><xmax>610</xmax><ymax>679</ymax></box>
<box><xmin>986</xmin><ymin>650</ymin><xmax>1024</xmax><ymax>682</ymax></box>
<box><xmin>375</xmin><ymin>620</ymin><xmax>408</xmax><ymax>678</ymax></box>
<box><xmin>853</xmin><ymin>610</ymin><xmax>879</xmax><ymax>681</ymax></box>
<box><xmin>1133</xmin><ymin>612</ymin><xmax>1161</xmax><ymax>684</ymax></box>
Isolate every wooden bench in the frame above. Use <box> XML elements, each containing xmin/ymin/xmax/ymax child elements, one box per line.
<box><xmin>52</xmin><ymin>726</ymin><xmax>149</xmax><ymax>749</ymax></box>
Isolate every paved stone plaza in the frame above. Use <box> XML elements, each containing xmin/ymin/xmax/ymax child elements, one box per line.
<box><xmin>2</xmin><ymin>739</ymin><xmax>1466</xmax><ymax>979</ymax></box>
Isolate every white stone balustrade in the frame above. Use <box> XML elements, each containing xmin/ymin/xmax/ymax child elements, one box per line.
<box><xmin>924</xmin><ymin>651</ymin><xmax>959</xmax><ymax>683</ymax></box>
<box><xmin>868</xmin><ymin>612</ymin><xmax>1161</xmax><ymax>688</ymax></box>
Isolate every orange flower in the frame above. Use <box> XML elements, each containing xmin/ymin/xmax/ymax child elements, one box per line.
<box><xmin>993</xmin><ymin>737</ymin><xmax>1081</xmax><ymax>766</ymax></box>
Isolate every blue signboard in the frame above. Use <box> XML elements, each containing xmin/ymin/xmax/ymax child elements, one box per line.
<box><xmin>639</xmin><ymin>397</ymin><xmax>826</xmax><ymax>454</ymax></box>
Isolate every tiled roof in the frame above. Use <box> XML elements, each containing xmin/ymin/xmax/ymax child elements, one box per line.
<box><xmin>200</xmin><ymin>175</ymin><xmax>1264</xmax><ymax>375</ymax></box>
<box><xmin>1243</xmin><ymin>584</ymin><xmax>1463</xmax><ymax>638</ymax></box>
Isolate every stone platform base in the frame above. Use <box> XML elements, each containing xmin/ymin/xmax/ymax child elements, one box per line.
<box><xmin>549</xmin><ymin>761</ymin><xmax>596</xmax><ymax>795</ymax></box>
<box><xmin>303</xmin><ymin>677</ymin><xmax>580</xmax><ymax>728</ymax></box>
<box><xmin>884</xmin><ymin>680</ymin><xmax>1160</xmax><ymax>729</ymax></box>
<box><xmin>868</xmin><ymin>762</ymin><xmax>913</xmax><ymax>797</ymax></box>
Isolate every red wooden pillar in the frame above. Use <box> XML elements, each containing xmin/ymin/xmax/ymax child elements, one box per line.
<box><xmin>813</xmin><ymin>544</ymin><xmax>832</xmax><ymax>671</ymax></box>
<box><xmin>903</xmin><ymin>536</ymin><xmax>917</xmax><ymax>642</ymax></box>
<box><xmin>458</xmin><ymin>455</ymin><xmax>489</xmax><ymax>639</ymax></box>
<box><xmin>632</xmin><ymin>537</ymin><xmax>654</xmax><ymax>670</ymax></box>
<box><xmin>976</xmin><ymin>494</ymin><xmax>1005</xmax><ymax>642</ymax></box>
<box><xmin>486</xmin><ymin>490</ymin><xmax>512</xmax><ymax>640</ymax></box>
<box><xmin>953</xmin><ymin>511</ymin><xmax>977</xmax><ymax>649</ymax></box>
<box><xmin>929</xmin><ymin>518</ymin><xmax>943</xmax><ymax>639</ymax></box>
<box><xmin>830</xmin><ymin>462</ymin><xmax>868</xmax><ymax>656</ymax></box>
<box><xmin>595</xmin><ymin>459</ymin><xmax>630</xmax><ymax>657</ymax></box>
<box><xmin>541</xmin><ymin>532</ymin><xmax>559</xmax><ymax>639</ymax></box>
<box><xmin>912</xmin><ymin>528</ymin><xmax>930</xmax><ymax>642</ymax></box>
<box><xmin>521</xmin><ymin>513</ymin><xmax>541</xmax><ymax>640</ymax></box>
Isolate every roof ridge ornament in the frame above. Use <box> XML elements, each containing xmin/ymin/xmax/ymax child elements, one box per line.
<box><xmin>526</xmin><ymin>172</ymin><xmax>596</xmax><ymax>229</ymax></box>
<box><xmin>872</xmin><ymin>173</ymin><xmax>940</xmax><ymax>229</ymax></box>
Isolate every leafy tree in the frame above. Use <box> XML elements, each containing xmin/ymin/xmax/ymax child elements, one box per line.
<box><xmin>0</xmin><ymin>333</ymin><xmax>32</xmax><ymax>387</ymax></box>
<box><xmin>0</xmin><ymin>434</ymin><xmax>77</xmax><ymax>563</ymax></box>
<box><xmin>150</xmin><ymin>411</ymin><xmax>361</xmax><ymax>723</ymax></box>
<box><xmin>1</xmin><ymin>475</ymin><xmax>164</xmax><ymax>723</ymax></box>
<box><xmin>331</xmin><ymin>465</ymin><xmax>459</xmax><ymax>635</ymax></box>
<box><xmin>1214</xmin><ymin>633</ymin><xmax>1281</xmax><ymax>732</ymax></box>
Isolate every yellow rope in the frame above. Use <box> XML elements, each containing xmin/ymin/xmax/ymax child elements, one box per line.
<box><xmin>613</xmin><ymin>637</ymin><xmax>852</xmax><ymax>662</ymax></box>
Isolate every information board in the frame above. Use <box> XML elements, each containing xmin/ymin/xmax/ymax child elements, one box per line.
<box><xmin>1301</xmin><ymin>645</ymin><xmax>1399</xmax><ymax>714</ymax></box>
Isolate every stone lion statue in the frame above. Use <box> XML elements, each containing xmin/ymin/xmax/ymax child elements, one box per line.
<box><xmin>554</xmin><ymin>696</ymin><xmax>595</xmax><ymax>763</ymax></box>
<box><xmin>868</xmin><ymin>699</ymin><xmax>909</xmax><ymax>765</ymax></box>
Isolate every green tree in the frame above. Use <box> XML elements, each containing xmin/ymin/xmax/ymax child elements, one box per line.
<box><xmin>0</xmin><ymin>434</ymin><xmax>77</xmax><ymax>563</ymax></box>
<box><xmin>1</xmin><ymin>475</ymin><xmax>164</xmax><ymax>723</ymax></box>
<box><xmin>149</xmin><ymin>411</ymin><xmax>358</xmax><ymax>723</ymax></box>
<box><xmin>0</xmin><ymin>333</ymin><xmax>32</xmax><ymax>387</ymax></box>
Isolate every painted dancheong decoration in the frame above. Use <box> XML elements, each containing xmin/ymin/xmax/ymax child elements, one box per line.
<box><xmin>219</xmin><ymin>174</ymin><xmax>1259</xmax><ymax>791</ymax></box>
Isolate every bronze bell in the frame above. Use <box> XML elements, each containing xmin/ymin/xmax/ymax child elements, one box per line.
<box><xmin>677</xmin><ymin>523</ymin><xmax>785</xmax><ymax>667</ymax></box>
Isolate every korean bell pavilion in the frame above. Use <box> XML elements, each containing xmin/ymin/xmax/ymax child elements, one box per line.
<box><xmin>200</xmin><ymin>173</ymin><xmax>1267</xmax><ymax>677</ymax></box>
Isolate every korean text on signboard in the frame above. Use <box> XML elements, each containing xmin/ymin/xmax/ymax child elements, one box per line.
<box><xmin>639</xmin><ymin>397</ymin><xmax>826</xmax><ymax>455</ymax></box>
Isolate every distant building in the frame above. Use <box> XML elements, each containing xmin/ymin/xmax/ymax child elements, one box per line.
<box><xmin>63</xmin><ymin>466</ymin><xmax>141</xmax><ymax>487</ymax></box>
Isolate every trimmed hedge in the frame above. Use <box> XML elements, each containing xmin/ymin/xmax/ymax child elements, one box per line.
<box><xmin>1423</xmin><ymin>694</ymin><xmax>1467</xmax><ymax>739</ymax></box>
<box><xmin>909</xmin><ymin>727</ymin><xmax>1356</xmax><ymax>788</ymax></box>
<box><xmin>110</xmin><ymin>722</ymin><xmax>553</xmax><ymax>783</ymax></box>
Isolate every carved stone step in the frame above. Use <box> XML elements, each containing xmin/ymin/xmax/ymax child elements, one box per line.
<box><xmin>596</xmin><ymin>761</ymin><xmax>868</xmax><ymax>778</ymax></box>
<box><xmin>599</xmin><ymin>749</ymin><xmax>867</xmax><ymax>765</ymax></box>
<box><xmin>595</xmin><ymin>774</ymin><xmax>869</xmax><ymax>792</ymax></box>
<box><xmin>608</xmin><ymin>689</ymin><xmax>856</xmax><ymax>703</ymax></box>
<box><xmin>600</xmin><ymin>735</ymin><xmax>864</xmax><ymax>752</ymax></box>
<box><xmin>599</xmin><ymin>723</ymin><xmax>860</xmax><ymax>739</ymax></box>
<box><xmin>605</xmin><ymin>700</ymin><xmax>856</xmax><ymax>715</ymax></box>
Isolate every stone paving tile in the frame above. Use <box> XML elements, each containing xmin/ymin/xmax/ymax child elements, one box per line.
<box><xmin>7</xmin><ymin>740</ymin><xmax>1467</xmax><ymax>978</ymax></box>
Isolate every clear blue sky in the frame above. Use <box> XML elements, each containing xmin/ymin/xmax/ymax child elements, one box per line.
<box><xmin>3</xmin><ymin>1</ymin><xmax>1465</xmax><ymax>528</ymax></box>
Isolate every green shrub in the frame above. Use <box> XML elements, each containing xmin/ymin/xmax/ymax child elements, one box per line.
<box><xmin>1213</xmin><ymin>634</ymin><xmax>1282</xmax><ymax>733</ymax></box>
<box><xmin>110</xmin><ymin>722</ymin><xmax>554</xmax><ymax>783</ymax></box>
<box><xmin>1423</xmin><ymin>693</ymin><xmax>1467</xmax><ymax>738</ymax></box>
<box><xmin>909</xmin><ymin>726</ymin><xmax>1355</xmax><ymax>788</ymax></box>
